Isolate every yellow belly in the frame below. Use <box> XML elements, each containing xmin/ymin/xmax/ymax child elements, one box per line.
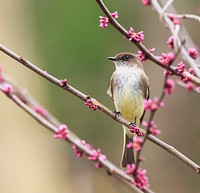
<box><xmin>114</xmin><ymin>90</ymin><xmax>144</xmax><ymax>124</ymax></box>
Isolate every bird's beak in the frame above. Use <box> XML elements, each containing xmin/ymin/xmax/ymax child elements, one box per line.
<box><xmin>107</xmin><ymin>57</ymin><xmax>117</xmax><ymax>61</ymax></box>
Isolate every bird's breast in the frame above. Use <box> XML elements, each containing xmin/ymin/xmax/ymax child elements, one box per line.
<box><xmin>112</xmin><ymin>70</ymin><xmax>144</xmax><ymax>122</ymax></box>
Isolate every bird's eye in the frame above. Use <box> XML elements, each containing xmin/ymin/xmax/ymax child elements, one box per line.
<box><xmin>121</xmin><ymin>55</ymin><xmax>131</xmax><ymax>61</ymax></box>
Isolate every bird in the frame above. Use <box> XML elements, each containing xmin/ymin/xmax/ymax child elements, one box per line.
<box><xmin>107</xmin><ymin>52</ymin><xmax>150</xmax><ymax>168</ymax></box>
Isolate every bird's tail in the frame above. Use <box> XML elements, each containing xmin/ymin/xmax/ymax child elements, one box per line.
<box><xmin>120</xmin><ymin>125</ymin><xmax>135</xmax><ymax>168</ymax></box>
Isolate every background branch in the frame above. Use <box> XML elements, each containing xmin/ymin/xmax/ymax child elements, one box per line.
<box><xmin>167</xmin><ymin>13</ymin><xmax>200</xmax><ymax>23</ymax></box>
<box><xmin>176</xmin><ymin>80</ymin><xmax>200</xmax><ymax>94</ymax></box>
<box><xmin>151</xmin><ymin>0</ymin><xmax>200</xmax><ymax>77</ymax></box>
<box><xmin>0</xmin><ymin>73</ymin><xmax>151</xmax><ymax>193</ymax></box>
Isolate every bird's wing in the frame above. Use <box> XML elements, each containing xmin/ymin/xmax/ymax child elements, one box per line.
<box><xmin>107</xmin><ymin>74</ymin><xmax>114</xmax><ymax>99</ymax></box>
<box><xmin>146</xmin><ymin>85</ymin><xmax>150</xmax><ymax>100</ymax></box>
<box><xmin>140</xmin><ymin>77</ymin><xmax>150</xmax><ymax>125</ymax></box>
<box><xmin>140</xmin><ymin>74</ymin><xmax>150</xmax><ymax>100</ymax></box>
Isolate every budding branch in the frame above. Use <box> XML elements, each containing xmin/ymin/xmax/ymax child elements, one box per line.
<box><xmin>96</xmin><ymin>0</ymin><xmax>200</xmax><ymax>85</ymax></box>
<box><xmin>0</xmin><ymin>43</ymin><xmax>199</xmax><ymax>174</ymax></box>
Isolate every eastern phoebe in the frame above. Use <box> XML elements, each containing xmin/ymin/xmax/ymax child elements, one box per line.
<box><xmin>107</xmin><ymin>52</ymin><xmax>150</xmax><ymax>168</ymax></box>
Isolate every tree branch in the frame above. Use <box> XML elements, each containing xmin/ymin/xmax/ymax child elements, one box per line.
<box><xmin>95</xmin><ymin>0</ymin><xmax>200</xmax><ymax>85</ymax></box>
<box><xmin>151</xmin><ymin>0</ymin><xmax>200</xmax><ymax>77</ymax></box>
<box><xmin>176</xmin><ymin>80</ymin><xmax>200</xmax><ymax>94</ymax></box>
<box><xmin>0</xmin><ymin>43</ymin><xmax>199</xmax><ymax>174</ymax></box>
<box><xmin>134</xmin><ymin>88</ymin><xmax>166</xmax><ymax>176</ymax></box>
<box><xmin>0</xmin><ymin>75</ymin><xmax>148</xmax><ymax>193</ymax></box>
<box><xmin>167</xmin><ymin>13</ymin><xmax>200</xmax><ymax>23</ymax></box>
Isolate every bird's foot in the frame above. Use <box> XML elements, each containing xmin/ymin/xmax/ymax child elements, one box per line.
<box><xmin>129</xmin><ymin>122</ymin><xmax>136</xmax><ymax>128</ymax></box>
<box><xmin>113</xmin><ymin>111</ymin><xmax>120</xmax><ymax>119</ymax></box>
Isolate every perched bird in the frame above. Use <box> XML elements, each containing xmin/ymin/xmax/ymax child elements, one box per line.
<box><xmin>107</xmin><ymin>52</ymin><xmax>149</xmax><ymax>168</ymax></box>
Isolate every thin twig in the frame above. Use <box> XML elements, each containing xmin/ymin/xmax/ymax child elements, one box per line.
<box><xmin>134</xmin><ymin>83</ymin><xmax>166</xmax><ymax>176</ymax></box>
<box><xmin>134</xmin><ymin>111</ymin><xmax>155</xmax><ymax>176</ymax></box>
<box><xmin>160</xmin><ymin>0</ymin><xmax>174</xmax><ymax>17</ymax></box>
<box><xmin>167</xmin><ymin>13</ymin><xmax>200</xmax><ymax>23</ymax></box>
<box><xmin>173</xmin><ymin>25</ymin><xmax>181</xmax><ymax>53</ymax></box>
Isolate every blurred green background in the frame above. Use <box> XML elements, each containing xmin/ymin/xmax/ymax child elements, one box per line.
<box><xmin>0</xmin><ymin>0</ymin><xmax>199</xmax><ymax>192</ymax></box>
